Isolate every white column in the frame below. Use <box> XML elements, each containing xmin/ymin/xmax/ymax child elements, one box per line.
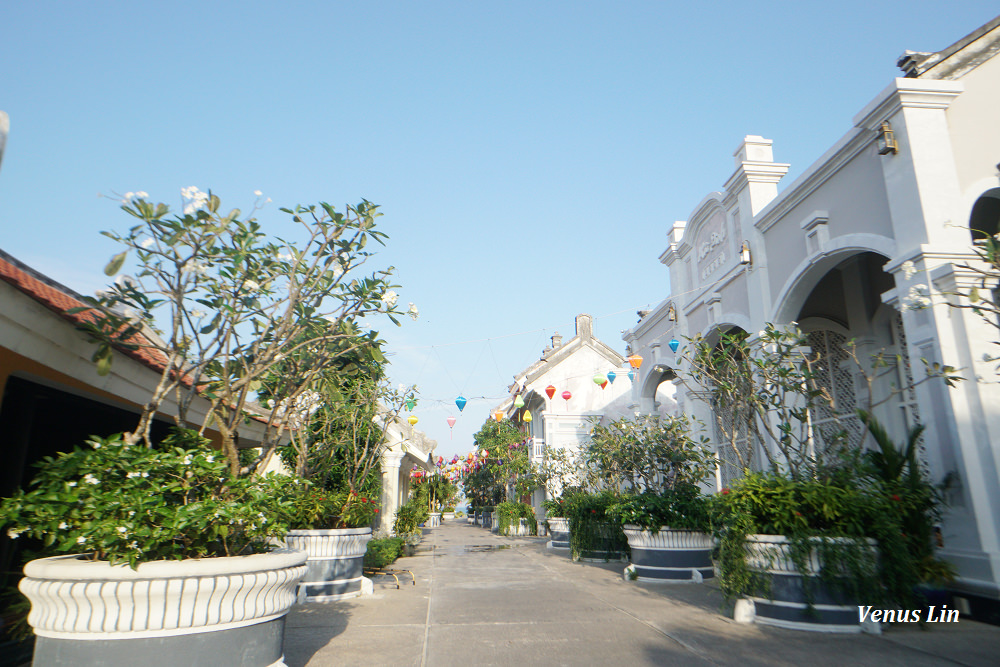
<box><xmin>380</xmin><ymin>451</ymin><xmax>405</xmax><ymax>535</ymax></box>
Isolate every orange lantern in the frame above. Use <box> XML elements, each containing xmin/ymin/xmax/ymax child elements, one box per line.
<box><xmin>493</xmin><ymin>410</ymin><xmax>504</xmax><ymax>422</ymax></box>
<box><xmin>628</xmin><ymin>354</ymin><xmax>643</xmax><ymax>369</ymax></box>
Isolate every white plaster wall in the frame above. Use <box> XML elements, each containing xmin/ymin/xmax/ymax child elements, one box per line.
<box><xmin>947</xmin><ymin>45</ymin><xmax>1000</xmax><ymax>193</ymax></box>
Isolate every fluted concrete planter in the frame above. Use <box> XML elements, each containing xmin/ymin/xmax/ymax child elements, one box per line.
<box><xmin>490</xmin><ymin>511</ymin><xmax>499</xmax><ymax>533</ymax></box>
<box><xmin>427</xmin><ymin>512</ymin><xmax>442</xmax><ymax>528</ymax></box>
<box><xmin>19</xmin><ymin>548</ymin><xmax>307</xmax><ymax>667</ymax></box>
<box><xmin>285</xmin><ymin>527</ymin><xmax>372</xmax><ymax>602</ymax></box>
<box><xmin>623</xmin><ymin>525</ymin><xmax>714</xmax><ymax>582</ymax></box>
<box><xmin>741</xmin><ymin>534</ymin><xmax>877</xmax><ymax>633</ymax></box>
<box><xmin>546</xmin><ymin>517</ymin><xmax>570</xmax><ymax>549</ymax></box>
<box><xmin>442</xmin><ymin>512</ymin><xmax>455</xmax><ymax>522</ymax></box>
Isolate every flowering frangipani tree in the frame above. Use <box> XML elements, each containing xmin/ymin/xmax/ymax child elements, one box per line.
<box><xmin>74</xmin><ymin>188</ymin><xmax>415</xmax><ymax>476</ymax></box>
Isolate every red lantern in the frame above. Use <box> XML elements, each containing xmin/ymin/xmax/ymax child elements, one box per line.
<box><xmin>561</xmin><ymin>390</ymin><xmax>572</xmax><ymax>401</ymax></box>
<box><xmin>545</xmin><ymin>385</ymin><xmax>556</xmax><ymax>399</ymax></box>
<box><xmin>600</xmin><ymin>380</ymin><xmax>608</xmax><ymax>389</ymax></box>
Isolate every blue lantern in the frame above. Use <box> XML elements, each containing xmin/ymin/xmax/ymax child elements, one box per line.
<box><xmin>628</xmin><ymin>369</ymin><xmax>636</xmax><ymax>381</ymax></box>
<box><xmin>455</xmin><ymin>395</ymin><xmax>467</xmax><ymax>412</ymax></box>
<box><xmin>606</xmin><ymin>370</ymin><xmax>616</xmax><ymax>384</ymax></box>
<box><xmin>668</xmin><ymin>338</ymin><xmax>680</xmax><ymax>353</ymax></box>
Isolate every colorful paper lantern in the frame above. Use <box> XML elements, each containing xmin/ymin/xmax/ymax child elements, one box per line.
<box><xmin>514</xmin><ymin>394</ymin><xmax>525</xmax><ymax>409</ymax></box>
<box><xmin>628</xmin><ymin>354</ymin><xmax>643</xmax><ymax>369</ymax></box>
<box><xmin>407</xmin><ymin>414</ymin><xmax>418</xmax><ymax>426</ymax></box>
<box><xmin>600</xmin><ymin>380</ymin><xmax>608</xmax><ymax>389</ymax></box>
<box><xmin>405</xmin><ymin>397</ymin><xmax>415</xmax><ymax>411</ymax></box>
<box><xmin>545</xmin><ymin>385</ymin><xmax>556</xmax><ymax>399</ymax></box>
<box><xmin>447</xmin><ymin>416</ymin><xmax>457</xmax><ymax>439</ymax></box>
<box><xmin>668</xmin><ymin>338</ymin><xmax>680</xmax><ymax>353</ymax></box>
<box><xmin>493</xmin><ymin>410</ymin><xmax>504</xmax><ymax>422</ymax></box>
<box><xmin>593</xmin><ymin>373</ymin><xmax>606</xmax><ymax>386</ymax></box>
<box><xmin>628</xmin><ymin>369</ymin><xmax>636</xmax><ymax>382</ymax></box>
<box><xmin>606</xmin><ymin>371</ymin><xmax>616</xmax><ymax>384</ymax></box>
<box><xmin>455</xmin><ymin>395</ymin><xmax>467</xmax><ymax>412</ymax></box>
<box><xmin>561</xmin><ymin>390</ymin><xmax>572</xmax><ymax>401</ymax></box>
<box><xmin>523</xmin><ymin>410</ymin><xmax>532</xmax><ymax>423</ymax></box>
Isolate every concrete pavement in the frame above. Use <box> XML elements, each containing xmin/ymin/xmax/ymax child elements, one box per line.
<box><xmin>283</xmin><ymin>520</ymin><xmax>1000</xmax><ymax>667</ymax></box>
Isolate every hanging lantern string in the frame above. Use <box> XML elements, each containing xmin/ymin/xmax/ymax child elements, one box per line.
<box><xmin>392</xmin><ymin>273</ymin><xmax>740</xmax><ymax>353</ymax></box>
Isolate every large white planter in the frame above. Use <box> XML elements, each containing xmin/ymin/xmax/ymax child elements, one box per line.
<box><xmin>546</xmin><ymin>517</ymin><xmax>570</xmax><ymax>549</ymax></box>
<box><xmin>427</xmin><ymin>512</ymin><xmax>442</xmax><ymax>528</ymax></box>
<box><xmin>741</xmin><ymin>534</ymin><xmax>877</xmax><ymax>633</ymax></box>
<box><xmin>19</xmin><ymin>548</ymin><xmax>307</xmax><ymax>667</ymax></box>
<box><xmin>441</xmin><ymin>512</ymin><xmax>455</xmax><ymax>522</ymax></box>
<box><xmin>623</xmin><ymin>525</ymin><xmax>715</xmax><ymax>582</ymax></box>
<box><xmin>285</xmin><ymin>527</ymin><xmax>372</xmax><ymax>602</ymax></box>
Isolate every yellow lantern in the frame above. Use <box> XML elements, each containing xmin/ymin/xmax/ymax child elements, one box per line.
<box><xmin>407</xmin><ymin>414</ymin><xmax>418</xmax><ymax>426</ymax></box>
<box><xmin>523</xmin><ymin>409</ymin><xmax>532</xmax><ymax>423</ymax></box>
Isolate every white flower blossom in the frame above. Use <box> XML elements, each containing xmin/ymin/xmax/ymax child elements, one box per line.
<box><xmin>181</xmin><ymin>186</ymin><xmax>209</xmax><ymax>215</ymax></box>
<box><xmin>126</xmin><ymin>472</ymin><xmax>141</xmax><ymax>479</ymax></box>
<box><xmin>117</xmin><ymin>526</ymin><xmax>127</xmax><ymax>534</ymax></box>
<box><xmin>183</xmin><ymin>455</ymin><xmax>192</xmax><ymax>466</ymax></box>
<box><xmin>59</xmin><ymin>522</ymin><xmax>69</xmax><ymax>530</ymax></box>
<box><xmin>407</xmin><ymin>303</ymin><xmax>419</xmax><ymax>320</ymax></box>
<box><xmin>901</xmin><ymin>260</ymin><xmax>917</xmax><ymax>280</ymax></box>
<box><xmin>83</xmin><ymin>474</ymin><xmax>99</xmax><ymax>485</ymax></box>
<box><xmin>190</xmin><ymin>309</ymin><xmax>206</xmax><ymax>319</ymax></box>
<box><xmin>77</xmin><ymin>536</ymin><xmax>87</xmax><ymax>544</ymax></box>
<box><xmin>140</xmin><ymin>237</ymin><xmax>155</xmax><ymax>249</ymax></box>
<box><xmin>141</xmin><ymin>472</ymin><xmax>149</xmax><ymax>478</ymax></box>
<box><xmin>91</xmin><ymin>441</ymin><xmax>102</xmax><ymax>450</ymax></box>
<box><xmin>276</xmin><ymin>252</ymin><xmax>293</xmax><ymax>262</ymax></box>
<box><xmin>7</xmin><ymin>528</ymin><xmax>22</xmax><ymax>539</ymax></box>
<box><xmin>67</xmin><ymin>481</ymin><xmax>77</xmax><ymax>487</ymax></box>
<box><xmin>254</xmin><ymin>190</ymin><xmax>263</xmax><ymax>197</ymax></box>
<box><xmin>244</xmin><ymin>279</ymin><xmax>260</xmax><ymax>291</ymax></box>
<box><xmin>206</xmin><ymin>455</ymin><xmax>215</xmax><ymax>463</ymax></box>
<box><xmin>903</xmin><ymin>284</ymin><xmax>932</xmax><ymax>311</ymax></box>
<box><xmin>381</xmin><ymin>290</ymin><xmax>399</xmax><ymax>308</ymax></box>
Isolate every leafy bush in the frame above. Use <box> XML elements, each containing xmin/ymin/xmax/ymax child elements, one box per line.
<box><xmin>364</xmin><ymin>537</ymin><xmax>405</xmax><ymax>569</ymax></box>
<box><xmin>607</xmin><ymin>485</ymin><xmax>715</xmax><ymax>533</ymax></box>
<box><xmin>393</xmin><ymin>500</ymin><xmax>428</xmax><ymax>536</ymax></box>
<box><xmin>273</xmin><ymin>478</ymin><xmax>379</xmax><ymax>530</ymax></box>
<box><xmin>0</xmin><ymin>434</ymin><xmax>289</xmax><ymax>568</ymax></box>
<box><xmin>564</xmin><ymin>492</ymin><xmax>629</xmax><ymax>561</ymax></box>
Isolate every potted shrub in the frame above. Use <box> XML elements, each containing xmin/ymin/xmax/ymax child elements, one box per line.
<box><xmin>541</xmin><ymin>498</ymin><xmax>571</xmax><ymax>550</ymax></box>
<box><xmin>276</xmin><ymin>368</ymin><xmax>413</xmax><ymax>602</ymax></box>
<box><xmin>0</xmin><ymin>190</ymin><xmax>413</xmax><ymax>665</ymax></box>
<box><xmin>1</xmin><ymin>432</ymin><xmax>306</xmax><ymax>667</ymax></box>
<box><xmin>684</xmin><ymin>324</ymin><xmax>954</xmax><ymax>631</ymax></box>
<box><xmin>564</xmin><ymin>491</ymin><xmax>629</xmax><ymax>562</ymax></box>
<box><xmin>393</xmin><ymin>500</ymin><xmax>427</xmax><ymax>555</ymax></box>
<box><xmin>591</xmin><ymin>413</ymin><xmax>717</xmax><ymax>583</ymax></box>
<box><xmin>496</xmin><ymin>502</ymin><xmax>537</xmax><ymax>536</ymax></box>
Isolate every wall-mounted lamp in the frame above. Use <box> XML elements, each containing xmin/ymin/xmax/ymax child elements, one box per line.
<box><xmin>740</xmin><ymin>240</ymin><xmax>752</xmax><ymax>266</ymax></box>
<box><xmin>876</xmin><ymin>121</ymin><xmax>898</xmax><ymax>155</ymax></box>
<box><xmin>667</xmin><ymin>302</ymin><xmax>677</xmax><ymax>322</ymax></box>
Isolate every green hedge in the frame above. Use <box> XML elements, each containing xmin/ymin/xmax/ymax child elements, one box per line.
<box><xmin>364</xmin><ymin>537</ymin><xmax>406</xmax><ymax>569</ymax></box>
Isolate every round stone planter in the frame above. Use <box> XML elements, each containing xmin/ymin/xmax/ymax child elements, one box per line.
<box><xmin>285</xmin><ymin>527</ymin><xmax>372</xmax><ymax>602</ymax></box>
<box><xmin>19</xmin><ymin>548</ymin><xmax>307</xmax><ymax>667</ymax></box>
<box><xmin>546</xmin><ymin>517</ymin><xmax>570</xmax><ymax>549</ymax></box>
<box><xmin>622</xmin><ymin>525</ymin><xmax>714</xmax><ymax>582</ymax></box>
<box><xmin>427</xmin><ymin>512</ymin><xmax>442</xmax><ymax>528</ymax></box>
<box><xmin>741</xmin><ymin>534</ymin><xmax>877</xmax><ymax>633</ymax></box>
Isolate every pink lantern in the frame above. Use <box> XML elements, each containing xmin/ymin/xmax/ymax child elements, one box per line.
<box><xmin>447</xmin><ymin>416</ymin><xmax>457</xmax><ymax>439</ymax></box>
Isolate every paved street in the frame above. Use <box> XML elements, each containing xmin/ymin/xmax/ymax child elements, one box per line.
<box><xmin>284</xmin><ymin>520</ymin><xmax>1000</xmax><ymax>667</ymax></box>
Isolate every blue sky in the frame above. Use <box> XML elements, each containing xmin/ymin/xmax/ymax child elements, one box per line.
<box><xmin>1</xmin><ymin>2</ymin><xmax>997</xmax><ymax>459</ymax></box>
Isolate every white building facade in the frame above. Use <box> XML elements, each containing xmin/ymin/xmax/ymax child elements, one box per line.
<box><xmin>624</xmin><ymin>17</ymin><xmax>1000</xmax><ymax>606</ymax></box>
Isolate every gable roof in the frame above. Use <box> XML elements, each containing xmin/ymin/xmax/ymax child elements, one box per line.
<box><xmin>0</xmin><ymin>249</ymin><xmax>173</xmax><ymax>374</ymax></box>
<box><xmin>509</xmin><ymin>313</ymin><xmax>624</xmax><ymax>391</ymax></box>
